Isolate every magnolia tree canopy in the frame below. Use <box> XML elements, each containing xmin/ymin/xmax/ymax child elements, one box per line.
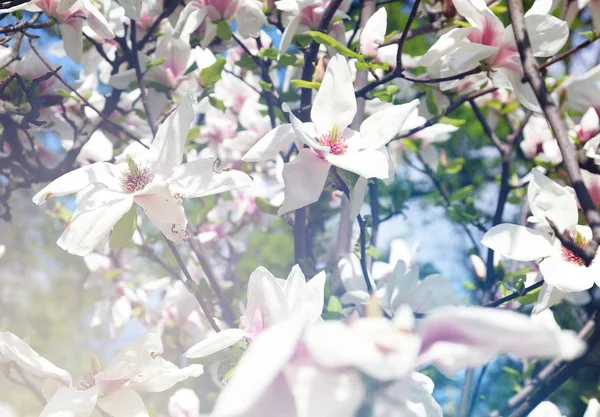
<box><xmin>1</xmin><ymin>0</ymin><xmax>600</xmax><ymax>415</ymax></box>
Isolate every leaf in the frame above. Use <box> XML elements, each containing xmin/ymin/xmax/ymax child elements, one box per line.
<box><xmin>580</xmin><ymin>31</ymin><xmax>597</xmax><ymax>41</ymax></box>
<box><xmin>326</xmin><ymin>296</ymin><xmax>343</xmax><ymax>314</ymax></box>
<box><xmin>450</xmin><ymin>185</ymin><xmax>473</xmax><ymax>201</ymax></box>
<box><xmin>278</xmin><ymin>53</ymin><xmax>298</xmax><ymax>66</ymax></box>
<box><xmin>259</xmin><ymin>80</ymin><xmax>273</xmax><ymax>91</ymax></box>
<box><xmin>258</xmin><ymin>48</ymin><xmax>278</xmax><ymax>60</ymax></box>
<box><xmin>445</xmin><ymin>157</ymin><xmax>465</xmax><ymax>174</ymax></box>
<box><xmin>255</xmin><ymin>197</ymin><xmax>279</xmax><ymax>215</ymax></box>
<box><xmin>55</xmin><ymin>88</ymin><xmax>72</xmax><ymax>98</ymax></box>
<box><xmin>463</xmin><ymin>282</ymin><xmax>476</xmax><ymax>290</ymax></box>
<box><xmin>366</xmin><ymin>245</ymin><xmax>382</xmax><ymax>260</ymax></box>
<box><xmin>186</xmin><ymin>125</ymin><xmax>201</xmax><ymax>143</ymax></box>
<box><xmin>216</xmin><ymin>20</ymin><xmax>232</xmax><ymax>41</ymax></box>
<box><xmin>490</xmin><ymin>4</ymin><xmax>507</xmax><ymax>14</ymax></box>
<box><xmin>208</xmin><ymin>95</ymin><xmax>226</xmax><ymax>111</ymax></box>
<box><xmin>290</xmin><ymin>79</ymin><xmax>321</xmax><ymax>90</ymax></box>
<box><xmin>109</xmin><ymin>205</ymin><xmax>137</xmax><ymax>249</ymax></box>
<box><xmin>305</xmin><ymin>31</ymin><xmax>364</xmax><ymax>60</ymax></box>
<box><xmin>200</xmin><ymin>56</ymin><xmax>226</xmax><ymax>88</ymax></box>
<box><xmin>145</xmin><ymin>57</ymin><xmax>166</xmax><ymax>69</ymax></box>
<box><xmin>439</xmin><ymin>116</ymin><xmax>466</xmax><ymax>127</ymax></box>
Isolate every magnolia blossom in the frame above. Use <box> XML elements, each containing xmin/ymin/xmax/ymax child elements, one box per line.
<box><xmin>32</xmin><ymin>94</ymin><xmax>252</xmax><ymax>256</ymax></box>
<box><xmin>169</xmin><ymin>388</ymin><xmax>202</xmax><ymax>417</ymax></box>
<box><xmin>565</xmin><ymin>64</ymin><xmax>600</xmax><ymax>113</ymax></box>
<box><xmin>482</xmin><ymin>169</ymin><xmax>600</xmax><ymax>309</ymax></box>
<box><xmin>585</xmin><ymin>399</ymin><xmax>600</xmax><ymax>417</ymax></box>
<box><xmin>419</xmin><ymin>0</ymin><xmax>569</xmax><ymax>111</ymax></box>
<box><xmin>359</xmin><ymin>7</ymin><xmax>387</xmax><ymax>58</ymax></box>
<box><xmin>28</xmin><ymin>0</ymin><xmax>115</xmax><ymax>64</ymax></box>
<box><xmin>184</xmin><ymin>265</ymin><xmax>325</xmax><ymax>359</ymax></box>
<box><xmin>243</xmin><ymin>55</ymin><xmax>419</xmax><ymax>214</ymax></box>
<box><xmin>520</xmin><ymin>114</ymin><xmax>562</xmax><ymax>164</ymax></box>
<box><xmin>527</xmin><ymin>401</ymin><xmax>565</xmax><ymax>417</ymax></box>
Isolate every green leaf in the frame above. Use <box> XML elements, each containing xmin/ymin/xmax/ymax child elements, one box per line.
<box><xmin>55</xmin><ymin>88</ymin><xmax>72</xmax><ymax>99</ymax></box>
<box><xmin>450</xmin><ymin>185</ymin><xmax>473</xmax><ymax>201</ymax></box>
<box><xmin>425</xmin><ymin>89</ymin><xmax>439</xmax><ymax>116</ymax></box>
<box><xmin>200</xmin><ymin>56</ymin><xmax>226</xmax><ymax>88</ymax></box>
<box><xmin>208</xmin><ymin>95</ymin><xmax>226</xmax><ymax>111</ymax></box>
<box><xmin>439</xmin><ymin>116</ymin><xmax>466</xmax><ymax>127</ymax></box>
<box><xmin>278</xmin><ymin>53</ymin><xmax>298</xmax><ymax>66</ymax></box>
<box><xmin>290</xmin><ymin>79</ymin><xmax>321</xmax><ymax>90</ymax></box>
<box><xmin>401</xmin><ymin>138</ymin><xmax>420</xmax><ymax>152</ymax></box>
<box><xmin>305</xmin><ymin>31</ymin><xmax>364</xmax><ymax>60</ymax></box>
<box><xmin>186</xmin><ymin>125</ymin><xmax>201</xmax><ymax>143</ymax></box>
<box><xmin>445</xmin><ymin>157</ymin><xmax>465</xmax><ymax>174</ymax></box>
<box><xmin>463</xmin><ymin>282</ymin><xmax>476</xmax><ymax>290</ymax></box>
<box><xmin>516</xmin><ymin>287</ymin><xmax>541</xmax><ymax>305</ymax></box>
<box><xmin>366</xmin><ymin>245</ymin><xmax>382</xmax><ymax>260</ymax></box>
<box><xmin>109</xmin><ymin>206</ymin><xmax>137</xmax><ymax>249</ymax></box>
<box><xmin>216</xmin><ymin>20</ymin><xmax>232</xmax><ymax>41</ymax></box>
<box><xmin>490</xmin><ymin>4</ymin><xmax>507</xmax><ymax>14</ymax></box>
<box><xmin>255</xmin><ymin>197</ymin><xmax>279</xmax><ymax>215</ymax></box>
<box><xmin>259</xmin><ymin>80</ymin><xmax>273</xmax><ymax>91</ymax></box>
<box><xmin>145</xmin><ymin>57</ymin><xmax>166</xmax><ymax>69</ymax></box>
<box><xmin>580</xmin><ymin>30</ymin><xmax>597</xmax><ymax>40</ymax></box>
<box><xmin>326</xmin><ymin>296</ymin><xmax>343</xmax><ymax>314</ymax></box>
<box><xmin>258</xmin><ymin>48</ymin><xmax>278</xmax><ymax>60</ymax></box>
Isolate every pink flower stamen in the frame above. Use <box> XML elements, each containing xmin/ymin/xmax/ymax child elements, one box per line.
<box><xmin>317</xmin><ymin>126</ymin><xmax>347</xmax><ymax>155</ymax></box>
<box><xmin>560</xmin><ymin>232</ymin><xmax>590</xmax><ymax>266</ymax></box>
<box><xmin>121</xmin><ymin>156</ymin><xmax>155</xmax><ymax>193</ymax></box>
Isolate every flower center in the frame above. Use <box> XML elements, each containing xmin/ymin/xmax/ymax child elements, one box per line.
<box><xmin>121</xmin><ymin>155</ymin><xmax>155</xmax><ymax>193</ymax></box>
<box><xmin>560</xmin><ymin>231</ymin><xmax>589</xmax><ymax>266</ymax></box>
<box><xmin>317</xmin><ymin>124</ymin><xmax>347</xmax><ymax>155</ymax></box>
<box><xmin>78</xmin><ymin>355</ymin><xmax>103</xmax><ymax>390</ymax></box>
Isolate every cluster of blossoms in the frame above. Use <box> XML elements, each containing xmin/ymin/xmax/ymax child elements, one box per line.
<box><xmin>1</xmin><ymin>0</ymin><xmax>600</xmax><ymax>414</ymax></box>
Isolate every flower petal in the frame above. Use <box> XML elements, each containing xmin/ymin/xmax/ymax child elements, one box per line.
<box><xmin>32</xmin><ymin>163</ymin><xmax>119</xmax><ymax>204</ymax></box>
<box><xmin>40</xmin><ymin>386</ymin><xmax>98</xmax><ymax>417</ymax></box>
<box><xmin>83</xmin><ymin>1</ymin><xmax>115</xmax><ymax>39</ymax></box>
<box><xmin>168</xmin><ymin>158</ymin><xmax>253</xmax><ymax>199</ymax></box>
<box><xmin>278</xmin><ymin>14</ymin><xmax>301</xmax><ymax>56</ymax></box>
<box><xmin>129</xmin><ymin>357</ymin><xmax>203</xmax><ymax>392</ymax></box>
<box><xmin>538</xmin><ymin>256</ymin><xmax>598</xmax><ymax>292</ymax></box>
<box><xmin>311</xmin><ymin>55</ymin><xmax>356</xmax><ymax>134</ymax></box>
<box><xmin>184</xmin><ymin>329</ymin><xmax>247</xmax><ymax>359</ymax></box>
<box><xmin>453</xmin><ymin>0</ymin><xmax>504</xmax><ymax>32</ymax></box>
<box><xmin>359</xmin><ymin>99</ymin><xmax>420</xmax><ymax>149</ymax></box>
<box><xmin>326</xmin><ymin>148</ymin><xmax>389</xmax><ymax>179</ymax></box>
<box><xmin>242</xmin><ymin>124</ymin><xmax>295</xmax><ymax>162</ymax></box>
<box><xmin>135</xmin><ymin>185</ymin><xmax>188</xmax><ymax>243</ymax></box>
<box><xmin>532</xmin><ymin>283</ymin><xmax>568</xmax><ymax>314</ymax></box>
<box><xmin>146</xmin><ymin>93</ymin><xmax>195</xmax><ymax>178</ymax></box>
<box><xmin>57</xmin><ymin>186</ymin><xmax>133</xmax><ymax>256</ymax></box>
<box><xmin>360</xmin><ymin>7</ymin><xmax>387</xmax><ymax>58</ymax></box>
<box><xmin>97</xmin><ymin>388</ymin><xmax>149</xmax><ymax>417</ymax></box>
<box><xmin>419</xmin><ymin>28</ymin><xmax>473</xmax><ymax>67</ymax></box>
<box><xmin>0</xmin><ymin>332</ymin><xmax>72</xmax><ymax>386</ymax></box>
<box><xmin>278</xmin><ymin>149</ymin><xmax>331</xmax><ymax>214</ymax></box>
<box><xmin>60</xmin><ymin>20</ymin><xmax>83</xmax><ymax>64</ymax></box>
<box><xmin>528</xmin><ymin>168</ymin><xmax>578</xmax><ymax>233</ymax></box>
<box><xmin>524</xmin><ymin>14</ymin><xmax>569</xmax><ymax>57</ymax></box>
<box><xmin>349</xmin><ymin>176</ymin><xmax>368</xmax><ymax>220</ymax></box>
<box><xmin>481</xmin><ymin>224</ymin><xmax>554</xmax><ymax>261</ymax></box>
<box><xmin>283</xmin><ymin>105</ymin><xmax>330</xmax><ymax>152</ymax></box>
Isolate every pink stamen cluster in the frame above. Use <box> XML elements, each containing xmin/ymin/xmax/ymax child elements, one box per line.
<box><xmin>121</xmin><ymin>159</ymin><xmax>155</xmax><ymax>193</ymax></box>
<box><xmin>560</xmin><ymin>234</ymin><xmax>590</xmax><ymax>266</ymax></box>
<box><xmin>78</xmin><ymin>355</ymin><xmax>103</xmax><ymax>390</ymax></box>
<box><xmin>317</xmin><ymin>131</ymin><xmax>347</xmax><ymax>155</ymax></box>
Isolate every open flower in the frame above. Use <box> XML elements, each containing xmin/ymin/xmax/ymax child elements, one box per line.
<box><xmin>419</xmin><ymin>0</ymin><xmax>569</xmax><ymax>111</ymax></box>
<box><xmin>482</xmin><ymin>168</ymin><xmax>600</xmax><ymax>302</ymax></box>
<box><xmin>184</xmin><ymin>265</ymin><xmax>325</xmax><ymax>359</ymax></box>
<box><xmin>32</xmin><ymin>94</ymin><xmax>252</xmax><ymax>256</ymax></box>
<box><xmin>243</xmin><ymin>55</ymin><xmax>419</xmax><ymax>214</ymax></box>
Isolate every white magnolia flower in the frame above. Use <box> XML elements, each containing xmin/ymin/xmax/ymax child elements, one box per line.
<box><xmin>32</xmin><ymin>94</ymin><xmax>252</xmax><ymax>256</ymax></box>
<box><xmin>243</xmin><ymin>55</ymin><xmax>419</xmax><ymax>214</ymax></box>
<box><xmin>169</xmin><ymin>388</ymin><xmax>202</xmax><ymax>417</ymax></box>
<box><xmin>482</xmin><ymin>169</ymin><xmax>600</xmax><ymax>301</ymax></box>
<box><xmin>585</xmin><ymin>398</ymin><xmax>600</xmax><ymax>417</ymax></box>
<box><xmin>372</xmin><ymin>373</ymin><xmax>443</xmax><ymax>417</ymax></box>
<box><xmin>419</xmin><ymin>0</ymin><xmax>569</xmax><ymax>111</ymax></box>
<box><xmin>359</xmin><ymin>7</ymin><xmax>387</xmax><ymax>58</ymax></box>
<box><xmin>40</xmin><ymin>333</ymin><xmax>203</xmax><ymax>417</ymax></box>
<box><xmin>184</xmin><ymin>265</ymin><xmax>325</xmax><ymax>359</ymax></box>
<box><xmin>565</xmin><ymin>64</ymin><xmax>600</xmax><ymax>113</ymax></box>
<box><xmin>528</xmin><ymin>401</ymin><xmax>565</xmax><ymax>417</ymax></box>
<box><xmin>520</xmin><ymin>114</ymin><xmax>562</xmax><ymax>164</ymax></box>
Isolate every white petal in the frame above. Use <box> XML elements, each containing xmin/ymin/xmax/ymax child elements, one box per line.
<box><xmin>359</xmin><ymin>99</ymin><xmax>420</xmax><ymax>149</ymax></box>
<box><xmin>57</xmin><ymin>0</ymin><xmax>77</xmax><ymax>13</ymax></box>
<box><xmin>453</xmin><ymin>0</ymin><xmax>504</xmax><ymax>31</ymax></box>
<box><xmin>311</xmin><ymin>55</ymin><xmax>356</xmax><ymax>134</ymax></box>
<box><xmin>146</xmin><ymin>93</ymin><xmax>195</xmax><ymax>178</ymax></box>
<box><xmin>242</xmin><ymin>124</ymin><xmax>295</xmax><ymax>162</ymax></box>
<box><xmin>525</xmin><ymin>14</ymin><xmax>569</xmax><ymax>57</ymax></box>
<box><xmin>506</xmin><ymin>69</ymin><xmax>542</xmax><ymax>112</ymax></box>
<box><xmin>40</xmin><ymin>386</ymin><xmax>98</xmax><ymax>417</ymax></box>
<box><xmin>584</xmin><ymin>399</ymin><xmax>600</xmax><ymax>417</ymax></box>
<box><xmin>349</xmin><ymin>176</ymin><xmax>368</xmax><ymax>220</ymax></box>
<box><xmin>360</xmin><ymin>7</ymin><xmax>387</xmax><ymax>58</ymax></box>
<box><xmin>419</xmin><ymin>28</ymin><xmax>473</xmax><ymax>67</ymax></box>
<box><xmin>279</xmin><ymin>14</ymin><xmax>301</xmax><ymax>56</ymax></box>
<box><xmin>0</xmin><ymin>332</ymin><xmax>71</xmax><ymax>386</ymax></box>
<box><xmin>285</xmin><ymin>267</ymin><xmax>326</xmax><ymax>326</ymax></box>
<box><xmin>278</xmin><ymin>149</ymin><xmax>331</xmax><ymax>214</ymax></box>
<box><xmin>445</xmin><ymin>42</ymin><xmax>497</xmax><ymax>73</ymax></box>
<box><xmin>481</xmin><ymin>224</ymin><xmax>554</xmax><ymax>261</ymax></box>
<box><xmin>242</xmin><ymin>266</ymin><xmax>290</xmax><ymax>335</ymax></box>
<box><xmin>528</xmin><ymin>401</ymin><xmax>563</xmax><ymax>417</ymax></box>
<box><xmin>83</xmin><ymin>1</ymin><xmax>115</xmax><ymax>39</ymax></box>
<box><xmin>528</xmin><ymin>168</ymin><xmax>578</xmax><ymax>233</ymax></box>
<box><xmin>120</xmin><ymin>0</ymin><xmax>143</xmax><ymax>20</ymax></box>
<box><xmin>184</xmin><ymin>329</ymin><xmax>246</xmax><ymax>358</ymax></box>
<box><xmin>175</xmin><ymin>3</ymin><xmax>207</xmax><ymax>39</ymax></box>
<box><xmin>97</xmin><ymin>389</ymin><xmax>149</xmax><ymax>417</ymax></box>
<box><xmin>326</xmin><ymin>148</ymin><xmax>389</xmax><ymax>179</ymax></box>
<box><xmin>58</xmin><ymin>187</ymin><xmax>133</xmax><ymax>256</ymax></box>
<box><xmin>538</xmin><ymin>256</ymin><xmax>597</xmax><ymax>292</ymax></box>
<box><xmin>135</xmin><ymin>185</ymin><xmax>188</xmax><ymax>243</ymax></box>
<box><xmin>60</xmin><ymin>21</ymin><xmax>83</xmax><ymax>64</ymax></box>
<box><xmin>129</xmin><ymin>357</ymin><xmax>203</xmax><ymax>392</ymax></box>
<box><xmin>211</xmin><ymin>321</ymin><xmax>305</xmax><ymax>416</ymax></box>
<box><xmin>168</xmin><ymin>158</ymin><xmax>253</xmax><ymax>198</ymax></box>
<box><xmin>235</xmin><ymin>0</ymin><xmax>268</xmax><ymax>38</ymax></box>
<box><xmin>532</xmin><ymin>283</ymin><xmax>567</xmax><ymax>314</ymax></box>
<box><xmin>32</xmin><ymin>163</ymin><xmax>119</xmax><ymax>204</ymax></box>
<box><xmin>283</xmin><ymin>105</ymin><xmax>330</xmax><ymax>152</ymax></box>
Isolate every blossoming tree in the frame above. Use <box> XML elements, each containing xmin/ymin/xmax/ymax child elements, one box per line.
<box><xmin>0</xmin><ymin>0</ymin><xmax>600</xmax><ymax>415</ymax></box>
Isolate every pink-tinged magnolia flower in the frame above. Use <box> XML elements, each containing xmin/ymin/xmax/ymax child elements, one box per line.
<box><xmin>417</xmin><ymin>306</ymin><xmax>586</xmax><ymax>373</ymax></box>
<box><xmin>184</xmin><ymin>265</ymin><xmax>325</xmax><ymax>359</ymax></box>
<box><xmin>174</xmin><ymin>0</ymin><xmax>266</xmax><ymax>47</ymax></box>
<box><xmin>28</xmin><ymin>0</ymin><xmax>115</xmax><ymax>64</ymax></box>
<box><xmin>573</xmin><ymin>107</ymin><xmax>600</xmax><ymax>144</ymax></box>
<box><xmin>62</xmin><ymin>130</ymin><xmax>114</xmax><ymax>165</ymax></box>
<box><xmin>243</xmin><ymin>55</ymin><xmax>419</xmax><ymax>214</ymax></box>
<box><xmin>419</xmin><ymin>0</ymin><xmax>568</xmax><ymax>112</ymax></box>
<box><xmin>32</xmin><ymin>94</ymin><xmax>252</xmax><ymax>256</ymax></box>
<box><xmin>276</xmin><ymin>0</ymin><xmax>349</xmax><ymax>57</ymax></box>
<box><xmin>482</xmin><ymin>169</ymin><xmax>600</xmax><ymax>300</ymax></box>
<box><xmin>359</xmin><ymin>7</ymin><xmax>387</xmax><ymax>58</ymax></box>
<box><xmin>520</xmin><ymin>114</ymin><xmax>562</xmax><ymax>164</ymax></box>
<box><xmin>169</xmin><ymin>388</ymin><xmax>203</xmax><ymax>417</ymax></box>
<box><xmin>38</xmin><ymin>333</ymin><xmax>203</xmax><ymax>417</ymax></box>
